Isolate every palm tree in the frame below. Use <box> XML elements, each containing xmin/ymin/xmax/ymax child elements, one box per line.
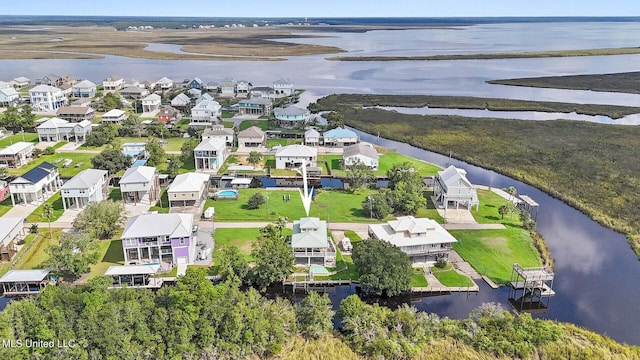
<box><xmin>274</xmin><ymin>217</ymin><xmax>287</xmax><ymax>237</ymax></box>
<box><xmin>42</xmin><ymin>203</ymin><xmax>54</xmax><ymax>239</ymax></box>
<box><xmin>506</xmin><ymin>186</ymin><xmax>517</xmax><ymax>220</ymax></box>
<box><xmin>498</xmin><ymin>205</ymin><xmax>509</xmax><ymax>220</ymax></box>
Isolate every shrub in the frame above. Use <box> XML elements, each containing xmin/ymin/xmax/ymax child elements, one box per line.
<box><xmin>43</xmin><ymin>146</ymin><xmax>55</xmax><ymax>155</ymax></box>
<box><xmin>247</xmin><ymin>192</ymin><xmax>265</xmax><ymax>210</ymax></box>
<box><xmin>435</xmin><ymin>258</ymin><xmax>448</xmax><ymax>269</ymax></box>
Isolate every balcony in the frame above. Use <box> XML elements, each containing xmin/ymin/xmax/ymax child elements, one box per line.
<box><xmin>402</xmin><ymin>246</ymin><xmax>452</xmax><ymax>256</ymax></box>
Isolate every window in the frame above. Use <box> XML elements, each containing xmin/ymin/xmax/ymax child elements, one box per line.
<box><xmin>180</xmin><ymin>237</ymin><xmax>186</xmax><ymax>245</ymax></box>
<box><xmin>124</xmin><ymin>239</ymin><xmax>137</xmax><ymax>246</ymax></box>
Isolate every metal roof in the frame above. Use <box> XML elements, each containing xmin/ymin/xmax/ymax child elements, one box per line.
<box><xmin>275</xmin><ymin>144</ymin><xmax>317</xmax><ymax>158</ymax></box>
<box><xmin>343</xmin><ymin>143</ymin><xmax>379</xmax><ymax>160</ymax></box>
<box><xmin>0</xmin><ymin>217</ymin><xmax>23</xmax><ymax>247</ymax></box>
<box><xmin>0</xmin><ymin>269</ymin><xmax>50</xmax><ymax>283</ymax></box>
<box><xmin>61</xmin><ymin>169</ymin><xmax>107</xmax><ymax>190</ymax></box>
<box><xmin>120</xmin><ymin>165</ymin><xmax>156</xmax><ymax>184</ymax></box>
<box><xmin>168</xmin><ymin>172</ymin><xmax>210</xmax><ymax>193</ymax></box>
<box><xmin>105</xmin><ymin>264</ymin><xmax>160</xmax><ymax>276</ymax></box>
<box><xmin>0</xmin><ymin>142</ymin><xmax>33</xmax><ymax>155</ymax></box>
<box><xmin>122</xmin><ymin>213</ymin><xmax>193</xmax><ymax>239</ymax></box>
<box><xmin>323</xmin><ymin>127</ymin><xmax>358</xmax><ymax>139</ymax></box>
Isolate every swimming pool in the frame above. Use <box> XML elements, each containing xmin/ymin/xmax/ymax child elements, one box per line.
<box><xmin>216</xmin><ymin>189</ymin><xmax>239</xmax><ymax>198</ymax></box>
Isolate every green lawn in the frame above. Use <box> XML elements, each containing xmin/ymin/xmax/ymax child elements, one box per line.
<box><xmin>0</xmin><ymin>133</ymin><xmax>39</xmax><ymax>147</ymax></box>
<box><xmin>7</xmin><ymin>153</ymin><xmax>97</xmax><ymax>177</ymax></box>
<box><xmin>211</xmin><ymin>228</ymin><xmax>261</xmax><ymax>274</ymax></box>
<box><xmin>149</xmin><ymin>189</ymin><xmax>170</xmax><ymax>213</ymax></box>
<box><xmin>450</xmin><ymin>226</ymin><xmax>542</xmax><ymax>284</ymax></box>
<box><xmin>25</xmin><ymin>191</ymin><xmax>64</xmax><ymax>223</ymax></box>
<box><xmin>377</xmin><ymin>152</ymin><xmax>441</xmax><ymax>176</ymax></box>
<box><xmin>343</xmin><ymin>230</ymin><xmax>363</xmax><ymax>243</ymax></box>
<box><xmin>118</xmin><ymin>137</ymin><xmax>188</xmax><ymax>151</ymax></box>
<box><xmin>410</xmin><ymin>268</ymin><xmax>428</xmax><ymax>287</ymax></box>
<box><xmin>325</xmin><ymin>152</ymin><xmax>441</xmax><ymax>177</ymax></box>
<box><xmin>474</xmin><ymin>189</ymin><xmax>521</xmax><ymax>226</ymax></box>
<box><xmin>222</xmin><ymin>110</ymin><xmax>235</xmax><ymax>119</ymax></box>
<box><xmin>87</xmin><ymin>238</ymin><xmax>125</xmax><ymax>278</ymax></box>
<box><xmin>267</xmin><ymin>138</ymin><xmax>302</xmax><ymax>147</ymax></box>
<box><xmin>239</xmin><ymin>120</ymin><xmax>269</xmax><ymax>131</ymax></box>
<box><xmin>108</xmin><ymin>187</ymin><xmax>122</xmax><ymax>201</ymax></box>
<box><xmin>0</xmin><ymin>233</ymin><xmax>37</xmax><ymax>277</ymax></box>
<box><xmin>415</xmin><ymin>190</ymin><xmax>444</xmax><ymax>223</ymax></box>
<box><xmin>205</xmin><ymin>188</ymin><xmax>381</xmax><ymax>223</ymax></box>
<box><xmin>0</xmin><ymin>197</ymin><xmax>13</xmax><ymax>217</ymax></box>
<box><xmin>14</xmin><ymin>229</ymin><xmax>63</xmax><ymax>270</ymax></box>
<box><xmin>431</xmin><ymin>264</ymin><xmax>473</xmax><ymax>287</ymax></box>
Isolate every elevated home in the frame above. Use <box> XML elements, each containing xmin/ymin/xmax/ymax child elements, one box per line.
<box><xmin>250</xmin><ymin>86</ymin><xmax>275</xmax><ymax>99</ymax></box>
<box><xmin>170</xmin><ymin>93</ymin><xmax>191</xmax><ymax>108</ymax></box>
<box><xmin>10</xmin><ymin>76</ymin><xmax>30</xmax><ymax>88</ymax></box>
<box><xmin>105</xmin><ymin>264</ymin><xmax>163</xmax><ymax>288</ymax></box>
<box><xmin>323</xmin><ymin>127</ymin><xmax>358</xmax><ymax>147</ymax></box>
<box><xmin>343</xmin><ymin>143</ymin><xmax>379</xmax><ymax>170</ymax></box>
<box><xmin>121</xmin><ymin>213</ymin><xmax>196</xmax><ymax>266</ymax></box>
<box><xmin>40</xmin><ymin>74</ymin><xmax>62</xmax><ymax>87</ymax></box>
<box><xmin>121</xmin><ymin>86</ymin><xmax>149</xmax><ymax>99</ymax></box>
<box><xmin>102</xmin><ymin>75</ymin><xmax>125</xmax><ymax>91</ymax></box>
<box><xmin>158</xmin><ymin>105</ymin><xmax>181</xmax><ymax>124</ymax></box>
<box><xmin>194</xmin><ymin>138</ymin><xmax>226</xmax><ymax>172</ymax></box>
<box><xmin>187</xmin><ymin>88</ymin><xmax>202</xmax><ymax>98</ymax></box>
<box><xmin>59</xmin><ymin>75</ymin><xmax>78</xmax><ymax>86</ymax></box>
<box><xmin>273</xmin><ymin>78</ymin><xmax>294</xmax><ymax>96</ymax></box>
<box><xmin>0</xmin><ymin>217</ymin><xmax>24</xmax><ymax>261</ymax></box>
<box><xmin>71</xmin><ymin>80</ymin><xmax>97</xmax><ymax>98</ymax></box>
<box><xmin>236</xmin><ymin>80</ymin><xmax>251</xmax><ymax>98</ymax></box>
<box><xmin>275</xmin><ymin>144</ymin><xmax>317</xmax><ymax>169</ymax></box>
<box><xmin>29</xmin><ymin>85</ymin><xmax>67</xmax><ymax>112</ymax></box>
<box><xmin>0</xmin><ymin>142</ymin><xmax>34</xmax><ymax>168</ymax></box>
<box><xmin>9</xmin><ymin>162</ymin><xmax>61</xmax><ymax>206</ymax></box>
<box><xmin>188</xmin><ymin>77</ymin><xmax>204</xmax><ymax>89</ymax></box>
<box><xmin>36</xmin><ymin>117</ymin><xmax>92</xmax><ymax>143</ymax></box>
<box><xmin>433</xmin><ymin>165</ymin><xmax>479</xmax><ymax>210</ymax></box>
<box><xmin>218</xmin><ymin>78</ymin><xmax>236</xmax><ymax>97</ymax></box>
<box><xmin>141</xmin><ymin>80</ymin><xmax>157</xmax><ymax>90</ymax></box>
<box><xmin>71</xmin><ymin>97</ymin><xmax>92</xmax><ymax>107</ymax></box>
<box><xmin>59</xmin><ymin>84</ymin><xmax>73</xmax><ymax>97</ymax></box>
<box><xmin>238</xmin><ymin>97</ymin><xmax>272</xmax><ymax>116</ymax></box>
<box><xmin>124</xmin><ymin>78</ymin><xmax>140</xmax><ymax>88</ymax></box>
<box><xmin>119</xmin><ymin>165</ymin><xmax>160</xmax><ymax>205</ymax></box>
<box><xmin>0</xmin><ymin>87</ymin><xmax>19</xmax><ymax>107</ymax></box>
<box><xmin>205</xmin><ymin>81</ymin><xmax>218</xmax><ymax>92</ymax></box>
<box><xmin>190</xmin><ymin>100</ymin><xmax>221</xmax><ymax>127</ymax></box>
<box><xmin>237</xmin><ymin>126</ymin><xmax>266</xmax><ymax>149</ymax></box>
<box><xmin>156</xmin><ymin>77</ymin><xmax>173</xmax><ymax>91</ymax></box>
<box><xmin>0</xmin><ymin>269</ymin><xmax>51</xmax><ymax>295</ymax></box>
<box><xmin>167</xmin><ymin>172</ymin><xmax>210</xmax><ymax>208</ymax></box>
<box><xmin>101</xmin><ymin>109</ymin><xmax>127</xmax><ymax>124</ymax></box>
<box><xmin>56</xmin><ymin>106</ymin><xmax>96</xmax><ymax>122</ymax></box>
<box><xmin>203</xmin><ymin>125</ymin><xmax>234</xmax><ymax>147</ymax></box>
<box><xmin>291</xmin><ymin>217</ymin><xmax>336</xmax><ymax>267</ymax></box>
<box><xmin>273</xmin><ymin>105</ymin><xmax>310</xmax><ymax>128</ymax></box>
<box><xmin>142</xmin><ymin>94</ymin><xmax>161</xmax><ymax>112</ymax></box>
<box><xmin>368</xmin><ymin>216</ymin><xmax>458</xmax><ymax>263</ymax></box>
<box><xmin>304</xmin><ymin>128</ymin><xmax>320</xmax><ymax>146</ymax></box>
<box><xmin>60</xmin><ymin>169</ymin><xmax>109</xmax><ymax>210</ymax></box>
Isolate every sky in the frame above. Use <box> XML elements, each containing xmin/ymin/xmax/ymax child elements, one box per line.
<box><xmin>4</xmin><ymin>0</ymin><xmax>640</xmax><ymax>18</ymax></box>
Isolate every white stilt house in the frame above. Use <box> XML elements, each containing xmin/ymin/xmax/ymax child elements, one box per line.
<box><xmin>433</xmin><ymin>165</ymin><xmax>479</xmax><ymax>210</ymax></box>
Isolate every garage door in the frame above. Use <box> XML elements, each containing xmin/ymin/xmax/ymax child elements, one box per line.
<box><xmin>177</xmin><ymin>257</ymin><xmax>188</xmax><ymax>265</ymax></box>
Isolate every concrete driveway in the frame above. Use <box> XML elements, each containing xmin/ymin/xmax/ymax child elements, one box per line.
<box><xmin>193</xmin><ymin>224</ymin><xmax>214</xmax><ymax>266</ymax></box>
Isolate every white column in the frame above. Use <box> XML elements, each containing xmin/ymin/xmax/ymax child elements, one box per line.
<box><xmin>10</xmin><ymin>192</ymin><xmax>15</xmax><ymax>206</ymax></box>
<box><xmin>62</xmin><ymin>196</ymin><xmax>67</xmax><ymax>210</ymax></box>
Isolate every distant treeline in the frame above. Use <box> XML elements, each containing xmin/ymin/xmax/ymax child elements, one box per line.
<box><xmin>2</xmin><ymin>16</ymin><xmax>640</xmax><ymax>30</ymax></box>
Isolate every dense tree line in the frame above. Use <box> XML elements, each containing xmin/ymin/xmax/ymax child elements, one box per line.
<box><xmin>0</xmin><ymin>269</ymin><xmax>573</xmax><ymax>360</ymax></box>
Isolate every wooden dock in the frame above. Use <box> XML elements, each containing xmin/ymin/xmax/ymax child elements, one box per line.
<box><xmin>411</xmin><ymin>284</ymin><xmax>479</xmax><ymax>294</ymax></box>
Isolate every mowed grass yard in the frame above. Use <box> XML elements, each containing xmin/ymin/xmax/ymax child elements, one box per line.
<box><xmin>326</xmin><ymin>151</ymin><xmax>441</xmax><ymax>177</ymax></box>
<box><xmin>0</xmin><ymin>233</ymin><xmax>37</xmax><ymax>277</ymax></box>
<box><xmin>6</xmin><ymin>152</ymin><xmax>96</xmax><ymax>177</ymax></box>
<box><xmin>410</xmin><ymin>268</ymin><xmax>428</xmax><ymax>287</ymax></box>
<box><xmin>431</xmin><ymin>264</ymin><xmax>473</xmax><ymax>287</ymax></box>
<box><xmin>13</xmin><ymin>229</ymin><xmax>63</xmax><ymax>270</ymax></box>
<box><xmin>88</xmin><ymin>237</ymin><xmax>125</xmax><ymax>278</ymax></box>
<box><xmin>205</xmin><ymin>188</ymin><xmax>381</xmax><ymax>223</ymax></box>
<box><xmin>450</xmin><ymin>226</ymin><xmax>541</xmax><ymax>284</ymax></box>
<box><xmin>0</xmin><ymin>197</ymin><xmax>13</xmax><ymax>217</ymax></box>
<box><xmin>0</xmin><ymin>133</ymin><xmax>39</xmax><ymax>147</ymax></box>
<box><xmin>473</xmin><ymin>189</ymin><xmax>522</xmax><ymax>226</ymax></box>
<box><xmin>25</xmin><ymin>191</ymin><xmax>64</xmax><ymax>222</ymax></box>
